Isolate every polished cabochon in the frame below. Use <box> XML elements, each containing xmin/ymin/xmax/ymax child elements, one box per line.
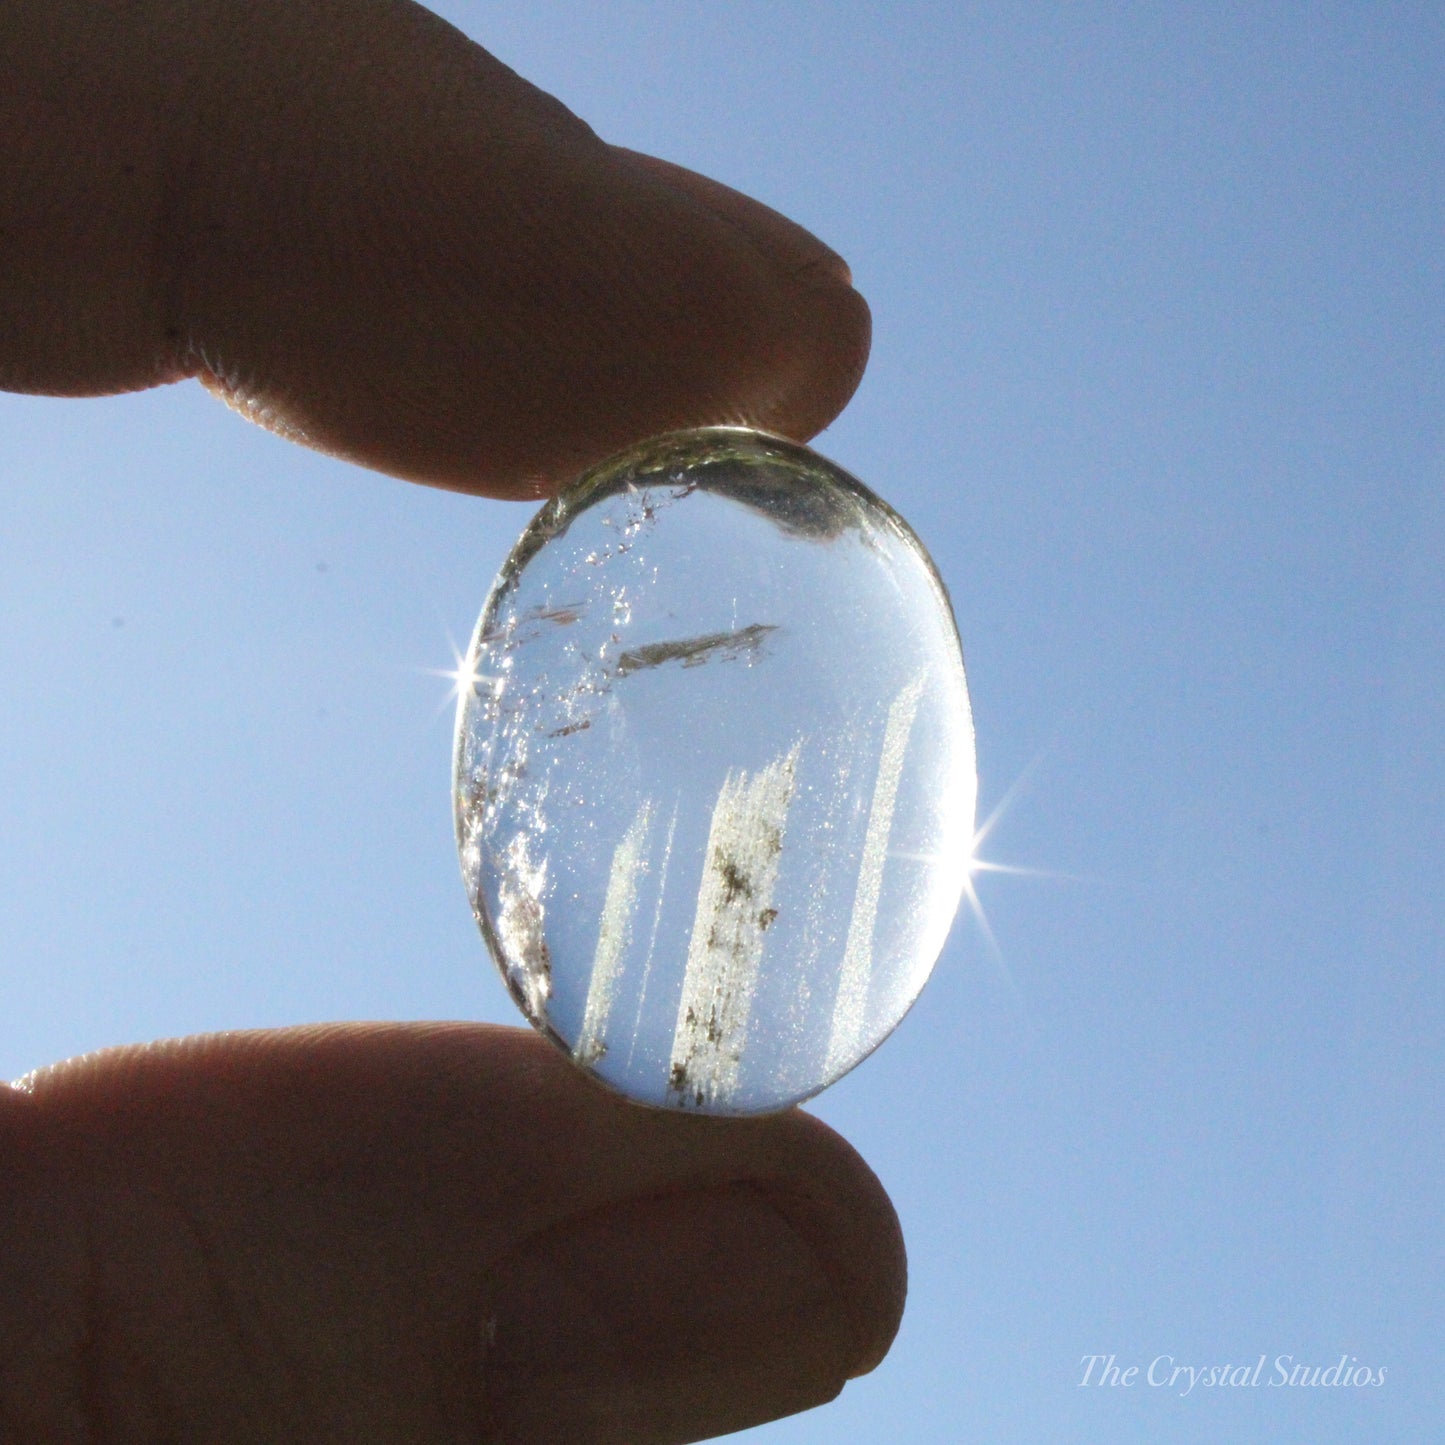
<box><xmin>454</xmin><ymin>428</ymin><xmax>975</xmax><ymax>1114</ymax></box>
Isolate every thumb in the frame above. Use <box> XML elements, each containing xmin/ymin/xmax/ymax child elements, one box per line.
<box><xmin>2</xmin><ymin>1023</ymin><xmax>905</xmax><ymax>1443</ymax></box>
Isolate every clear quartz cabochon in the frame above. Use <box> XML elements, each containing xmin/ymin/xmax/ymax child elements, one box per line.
<box><xmin>454</xmin><ymin>428</ymin><xmax>976</xmax><ymax>1114</ymax></box>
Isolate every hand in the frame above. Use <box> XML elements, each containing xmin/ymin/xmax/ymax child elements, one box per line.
<box><xmin>0</xmin><ymin>2</ymin><xmax>900</xmax><ymax>1442</ymax></box>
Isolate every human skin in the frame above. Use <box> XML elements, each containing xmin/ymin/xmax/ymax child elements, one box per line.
<box><xmin>0</xmin><ymin>1</ymin><xmax>902</xmax><ymax>1442</ymax></box>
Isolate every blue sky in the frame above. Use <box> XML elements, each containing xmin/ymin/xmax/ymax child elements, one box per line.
<box><xmin>2</xmin><ymin>4</ymin><xmax>1441</xmax><ymax>1440</ymax></box>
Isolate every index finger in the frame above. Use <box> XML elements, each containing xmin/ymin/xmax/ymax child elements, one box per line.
<box><xmin>0</xmin><ymin>0</ymin><xmax>869</xmax><ymax>497</ymax></box>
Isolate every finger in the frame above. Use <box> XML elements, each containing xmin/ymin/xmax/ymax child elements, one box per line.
<box><xmin>2</xmin><ymin>1023</ymin><xmax>905</xmax><ymax>1444</ymax></box>
<box><xmin>0</xmin><ymin>0</ymin><xmax>869</xmax><ymax>498</ymax></box>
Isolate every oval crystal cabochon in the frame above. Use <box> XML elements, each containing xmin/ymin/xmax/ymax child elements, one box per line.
<box><xmin>454</xmin><ymin>429</ymin><xmax>976</xmax><ymax>1114</ymax></box>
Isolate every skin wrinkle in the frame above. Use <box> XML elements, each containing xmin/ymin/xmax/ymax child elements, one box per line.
<box><xmin>480</xmin><ymin>1182</ymin><xmax>849</xmax><ymax>1444</ymax></box>
<box><xmin>76</xmin><ymin>1237</ymin><xmax>109</xmax><ymax>1445</ymax></box>
<box><xmin>0</xmin><ymin>1095</ymin><xmax>74</xmax><ymax>1441</ymax></box>
<box><xmin>179</xmin><ymin>7</ymin><xmax>608</xmax><ymax>471</ymax></box>
<box><xmin>154</xmin><ymin>1196</ymin><xmax>287</xmax><ymax>1431</ymax></box>
<box><xmin>80</xmin><ymin>1135</ymin><xmax>244</xmax><ymax>1439</ymax></box>
<box><xmin>0</xmin><ymin>1084</ymin><xmax>288</xmax><ymax>1441</ymax></box>
<box><xmin>147</xmin><ymin>27</ymin><xmax>211</xmax><ymax>388</ymax></box>
<box><xmin>70</xmin><ymin>1113</ymin><xmax>461</xmax><ymax>1441</ymax></box>
<box><xmin>748</xmin><ymin>1180</ymin><xmax>872</xmax><ymax>1377</ymax></box>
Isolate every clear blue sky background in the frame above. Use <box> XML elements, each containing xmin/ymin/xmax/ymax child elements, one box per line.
<box><xmin>2</xmin><ymin>4</ymin><xmax>1441</xmax><ymax>1441</ymax></box>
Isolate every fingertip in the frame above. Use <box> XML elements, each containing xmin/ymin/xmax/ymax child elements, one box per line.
<box><xmin>608</xmin><ymin>146</ymin><xmax>872</xmax><ymax>448</ymax></box>
<box><xmin>604</xmin><ymin>146</ymin><xmax>872</xmax><ymax>456</ymax></box>
<box><xmin>616</xmin><ymin>152</ymin><xmax>856</xmax><ymax>291</ymax></box>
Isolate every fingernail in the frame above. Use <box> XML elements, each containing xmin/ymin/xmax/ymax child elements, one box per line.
<box><xmin>482</xmin><ymin>1184</ymin><xmax>859</xmax><ymax>1444</ymax></box>
<box><xmin>615</xmin><ymin>148</ymin><xmax>855</xmax><ymax>288</ymax></box>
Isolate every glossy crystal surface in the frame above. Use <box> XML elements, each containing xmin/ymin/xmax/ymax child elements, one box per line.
<box><xmin>454</xmin><ymin>429</ymin><xmax>975</xmax><ymax>1113</ymax></box>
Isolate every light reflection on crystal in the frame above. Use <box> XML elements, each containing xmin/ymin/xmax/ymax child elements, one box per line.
<box><xmin>454</xmin><ymin>428</ymin><xmax>975</xmax><ymax>1114</ymax></box>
